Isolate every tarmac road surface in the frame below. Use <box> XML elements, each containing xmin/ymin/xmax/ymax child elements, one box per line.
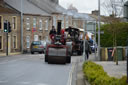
<box><xmin>0</xmin><ymin>54</ymin><xmax>80</xmax><ymax>85</ymax></box>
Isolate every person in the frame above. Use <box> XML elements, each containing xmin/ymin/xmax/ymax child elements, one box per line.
<box><xmin>60</xmin><ymin>29</ymin><xmax>66</xmax><ymax>45</ymax></box>
<box><xmin>49</xmin><ymin>26</ymin><xmax>56</xmax><ymax>43</ymax></box>
<box><xmin>85</xmin><ymin>35</ymin><xmax>92</xmax><ymax>60</ymax></box>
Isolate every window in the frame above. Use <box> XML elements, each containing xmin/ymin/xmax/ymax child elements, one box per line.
<box><xmin>73</xmin><ymin>22</ymin><xmax>77</xmax><ymax>28</ymax></box>
<box><xmin>66</xmin><ymin>16</ymin><xmax>69</xmax><ymax>28</ymax></box>
<box><xmin>39</xmin><ymin>19</ymin><xmax>42</xmax><ymax>30</ymax></box>
<box><xmin>45</xmin><ymin>20</ymin><xmax>48</xmax><ymax>30</ymax></box>
<box><xmin>33</xmin><ymin>18</ymin><xmax>36</xmax><ymax>28</ymax></box>
<box><xmin>0</xmin><ymin>36</ymin><xmax>3</xmax><ymax>50</ymax></box>
<box><xmin>53</xmin><ymin>16</ymin><xmax>56</xmax><ymax>28</ymax></box>
<box><xmin>26</xmin><ymin>18</ymin><xmax>30</xmax><ymax>30</ymax></box>
<box><xmin>0</xmin><ymin>16</ymin><xmax>3</xmax><ymax>30</ymax></box>
<box><xmin>62</xmin><ymin>20</ymin><xmax>64</xmax><ymax>28</ymax></box>
<box><xmin>26</xmin><ymin>36</ymin><xmax>30</xmax><ymax>48</ymax></box>
<box><xmin>13</xmin><ymin>36</ymin><xmax>17</xmax><ymax>49</ymax></box>
<box><xmin>12</xmin><ymin>16</ymin><xmax>17</xmax><ymax>30</ymax></box>
<box><xmin>34</xmin><ymin>35</ymin><xmax>38</xmax><ymax>41</ymax></box>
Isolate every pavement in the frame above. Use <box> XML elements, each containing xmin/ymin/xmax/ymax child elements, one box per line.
<box><xmin>76</xmin><ymin>52</ymin><xmax>127</xmax><ymax>85</ymax></box>
<box><xmin>0</xmin><ymin>52</ymin><xmax>21</xmax><ymax>57</ymax></box>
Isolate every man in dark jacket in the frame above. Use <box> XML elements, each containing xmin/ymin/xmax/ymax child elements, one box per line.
<box><xmin>49</xmin><ymin>26</ymin><xmax>56</xmax><ymax>43</ymax></box>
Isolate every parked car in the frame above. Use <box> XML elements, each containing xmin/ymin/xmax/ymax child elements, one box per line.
<box><xmin>90</xmin><ymin>43</ymin><xmax>97</xmax><ymax>53</ymax></box>
<box><xmin>30</xmin><ymin>41</ymin><xmax>44</xmax><ymax>54</ymax></box>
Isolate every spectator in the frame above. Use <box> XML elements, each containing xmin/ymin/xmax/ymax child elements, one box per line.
<box><xmin>85</xmin><ymin>36</ymin><xmax>92</xmax><ymax>60</ymax></box>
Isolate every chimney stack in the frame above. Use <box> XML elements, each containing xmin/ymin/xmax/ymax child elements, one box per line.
<box><xmin>92</xmin><ymin>10</ymin><xmax>99</xmax><ymax>16</ymax></box>
<box><xmin>50</xmin><ymin>0</ymin><xmax>58</xmax><ymax>4</ymax></box>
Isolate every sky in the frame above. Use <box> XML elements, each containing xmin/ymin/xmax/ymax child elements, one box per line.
<box><xmin>59</xmin><ymin>0</ymin><xmax>105</xmax><ymax>15</ymax></box>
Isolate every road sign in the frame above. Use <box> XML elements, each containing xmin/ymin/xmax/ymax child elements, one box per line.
<box><xmin>32</xmin><ymin>28</ymin><xmax>36</xmax><ymax>32</ymax></box>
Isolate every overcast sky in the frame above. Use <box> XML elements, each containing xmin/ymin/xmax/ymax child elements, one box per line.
<box><xmin>59</xmin><ymin>0</ymin><xmax>105</xmax><ymax>15</ymax></box>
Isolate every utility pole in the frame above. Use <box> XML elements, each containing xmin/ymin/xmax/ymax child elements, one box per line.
<box><xmin>98</xmin><ymin>0</ymin><xmax>101</xmax><ymax>61</ymax></box>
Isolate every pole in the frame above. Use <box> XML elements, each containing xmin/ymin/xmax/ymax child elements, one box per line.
<box><xmin>94</xmin><ymin>21</ymin><xmax>97</xmax><ymax>58</ymax></box>
<box><xmin>6</xmin><ymin>21</ymin><xmax>8</xmax><ymax>56</ymax></box>
<box><xmin>83</xmin><ymin>20</ymin><xmax>86</xmax><ymax>61</ymax></box>
<box><xmin>21</xmin><ymin>0</ymin><xmax>23</xmax><ymax>53</ymax></box>
<box><xmin>127</xmin><ymin>37</ymin><xmax>128</xmax><ymax>83</ymax></box>
<box><xmin>98</xmin><ymin>0</ymin><xmax>101</xmax><ymax>61</ymax></box>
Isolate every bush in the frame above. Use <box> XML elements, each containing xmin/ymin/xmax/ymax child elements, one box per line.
<box><xmin>83</xmin><ymin>61</ymin><xmax>128</xmax><ymax>85</ymax></box>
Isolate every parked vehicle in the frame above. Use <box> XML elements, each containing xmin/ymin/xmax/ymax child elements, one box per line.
<box><xmin>30</xmin><ymin>41</ymin><xmax>44</xmax><ymax>54</ymax></box>
<box><xmin>90</xmin><ymin>43</ymin><xmax>97</xmax><ymax>53</ymax></box>
<box><xmin>65</xmin><ymin>27</ymin><xmax>83</xmax><ymax>55</ymax></box>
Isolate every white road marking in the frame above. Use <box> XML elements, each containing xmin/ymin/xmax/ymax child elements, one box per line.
<box><xmin>0</xmin><ymin>56</ymin><xmax>35</xmax><ymax>65</ymax></box>
<box><xmin>20</xmin><ymin>81</ymin><xmax>30</xmax><ymax>84</ymax></box>
<box><xmin>67</xmin><ymin>63</ymin><xmax>76</xmax><ymax>85</ymax></box>
<box><xmin>37</xmin><ymin>83</ymin><xmax>49</xmax><ymax>85</ymax></box>
<box><xmin>0</xmin><ymin>80</ymin><xmax>7</xmax><ymax>83</ymax></box>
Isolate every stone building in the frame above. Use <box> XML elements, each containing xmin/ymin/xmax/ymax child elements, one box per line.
<box><xmin>0</xmin><ymin>0</ymin><xmax>96</xmax><ymax>55</ymax></box>
<box><xmin>3</xmin><ymin>0</ymin><xmax>52</xmax><ymax>53</ymax></box>
<box><xmin>0</xmin><ymin>0</ymin><xmax>21</xmax><ymax>55</ymax></box>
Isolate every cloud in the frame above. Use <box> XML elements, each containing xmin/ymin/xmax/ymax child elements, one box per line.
<box><xmin>59</xmin><ymin>0</ymin><xmax>105</xmax><ymax>14</ymax></box>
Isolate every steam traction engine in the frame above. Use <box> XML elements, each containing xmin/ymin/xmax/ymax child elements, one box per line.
<box><xmin>45</xmin><ymin>21</ymin><xmax>71</xmax><ymax>64</ymax></box>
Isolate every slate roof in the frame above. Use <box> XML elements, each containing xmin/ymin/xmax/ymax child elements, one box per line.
<box><xmin>4</xmin><ymin>0</ymin><xmax>50</xmax><ymax>16</ymax></box>
<box><xmin>28</xmin><ymin>0</ymin><xmax>66</xmax><ymax>14</ymax></box>
<box><xmin>0</xmin><ymin>5</ymin><xmax>20</xmax><ymax>14</ymax></box>
<box><xmin>65</xmin><ymin>10</ymin><xmax>95</xmax><ymax>21</ymax></box>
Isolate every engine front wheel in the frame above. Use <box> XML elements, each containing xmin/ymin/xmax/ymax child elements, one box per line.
<box><xmin>66</xmin><ymin>56</ymin><xmax>71</xmax><ymax>63</ymax></box>
<box><xmin>45</xmin><ymin>55</ymin><xmax>48</xmax><ymax>62</ymax></box>
<box><xmin>31</xmin><ymin>52</ymin><xmax>34</xmax><ymax>54</ymax></box>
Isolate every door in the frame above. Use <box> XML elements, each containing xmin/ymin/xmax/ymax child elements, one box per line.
<box><xmin>34</xmin><ymin>35</ymin><xmax>38</xmax><ymax>41</ymax></box>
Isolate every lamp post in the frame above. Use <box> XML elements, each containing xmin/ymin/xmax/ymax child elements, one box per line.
<box><xmin>83</xmin><ymin>20</ymin><xmax>86</xmax><ymax>61</ymax></box>
<box><xmin>127</xmin><ymin>37</ymin><xmax>128</xmax><ymax>83</ymax></box>
<box><xmin>98</xmin><ymin>0</ymin><xmax>101</xmax><ymax>61</ymax></box>
<box><xmin>21</xmin><ymin>0</ymin><xmax>23</xmax><ymax>53</ymax></box>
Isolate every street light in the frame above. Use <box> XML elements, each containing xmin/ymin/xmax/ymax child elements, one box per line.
<box><xmin>98</xmin><ymin>0</ymin><xmax>101</xmax><ymax>61</ymax></box>
<box><xmin>21</xmin><ymin>0</ymin><xmax>23</xmax><ymax>53</ymax></box>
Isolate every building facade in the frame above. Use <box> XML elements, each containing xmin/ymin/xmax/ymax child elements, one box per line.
<box><xmin>23</xmin><ymin>15</ymin><xmax>52</xmax><ymax>52</ymax></box>
<box><xmin>0</xmin><ymin>1</ymin><xmax>21</xmax><ymax>54</ymax></box>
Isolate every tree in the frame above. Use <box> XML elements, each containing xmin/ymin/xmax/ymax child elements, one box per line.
<box><xmin>102</xmin><ymin>0</ymin><xmax>127</xmax><ymax>17</ymax></box>
<box><xmin>101</xmin><ymin>0</ymin><xmax>128</xmax><ymax>65</ymax></box>
<box><xmin>99</xmin><ymin>22</ymin><xmax>128</xmax><ymax>65</ymax></box>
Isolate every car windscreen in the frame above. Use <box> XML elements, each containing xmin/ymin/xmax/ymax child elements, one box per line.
<box><xmin>32</xmin><ymin>41</ymin><xmax>41</xmax><ymax>45</ymax></box>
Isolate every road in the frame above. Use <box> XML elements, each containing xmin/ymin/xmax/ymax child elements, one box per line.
<box><xmin>0</xmin><ymin>54</ymin><xmax>81</xmax><ymax>85</ymax></box>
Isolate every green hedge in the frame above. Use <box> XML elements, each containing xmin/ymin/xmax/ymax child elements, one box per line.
<box><xmin>83</xmin><ymin>61</ymin><xmax>128</xmax><ymax>85</ymax></box>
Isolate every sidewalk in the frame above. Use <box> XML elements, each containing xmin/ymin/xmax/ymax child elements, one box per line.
<box><xmin>0</xmin><ymin>52</ymin><xmax>21</xmax><ymax>57</ymax></box>
<box><xmin>76</xmin><ymin>53</ymin><xmax>127</xmax><ymax>85</ymax></box>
